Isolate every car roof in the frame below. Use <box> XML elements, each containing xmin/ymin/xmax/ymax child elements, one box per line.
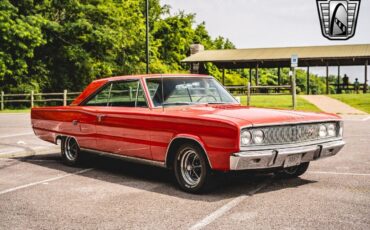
<box><xmin>101</xmin><ymin>74</ymin><xmax>211</xmax><ymax>82</ymax></box>
<box><xmin>71</xmin><ymin>74</ymin><xmax>212</xmax><ymax>106</ymax></box>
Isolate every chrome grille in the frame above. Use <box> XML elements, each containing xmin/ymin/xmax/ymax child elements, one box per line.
<box><xmin>249</xmin><ymin>122</ymin><xmax>338</xmax><ymax>145</ymax></box>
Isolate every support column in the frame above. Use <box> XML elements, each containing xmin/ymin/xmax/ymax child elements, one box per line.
<box><xmin>255</xmin><ymin>64</ymin><xmax>259</xmax><ymax>86</ymax></box>
<box><xmin>364</xmin><ymin>60</ymin><xmax>368</xmax><ymax>93</ymax></box>
<box><xmin>307</xmin><ymin>66</ymin><xmax>310</xmax><ymax>95</ymax></box>
<box><xmin>222</xmin><ymin>68</ymin><xmax>225</xmax><ymax>86</ymax></box>
<box><xmin>292</xmin><ymin>68</ymin><xmax>297</xmax><ymax>110</ymax></box>
<box><xmin>326</xmin><ymin>63</ymin><xmax>329</xmax><ymax>94</ymax></box>
<box><xmin>337</xmin><ymin>65</ymin><xmax>341</xmax><ymax>94</ymax></box>
<box><xmin>249</xmin><ymin>68</ymin><xmax>252</xmax><ymax>85</ymax></box>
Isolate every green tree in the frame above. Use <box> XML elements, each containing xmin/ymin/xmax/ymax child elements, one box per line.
<box><xmin>0</xmin><ymin>0</ymin><xmax>46</xmax><ymax>92</ymax></box>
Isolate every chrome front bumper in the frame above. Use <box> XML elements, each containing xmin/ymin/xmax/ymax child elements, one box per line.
<box><xmin>230</xmin><ymin>140</ymin><xmax>345</xmax><ymax>170</ymax></box>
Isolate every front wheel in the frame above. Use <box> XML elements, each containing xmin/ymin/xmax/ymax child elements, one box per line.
<box><xmin>174</xmin><ymin>143</ymin><xmax>213</xmax><ymax>193</ymax></box>
<box><xmin>275</xmin><ymin>162</ymin><xmax>310</xmax><ymax>178</ymax></box>
<box><xmin>61</xmin><ymin>137</ymin><xmax>82</xmax><ymax>166</ymax></box>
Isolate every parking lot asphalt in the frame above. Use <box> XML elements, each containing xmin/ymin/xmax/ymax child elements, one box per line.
<box><xmin>0</xmin><ymin>113</ymin><xmax>369</xmax><ymax>230</ymax></box>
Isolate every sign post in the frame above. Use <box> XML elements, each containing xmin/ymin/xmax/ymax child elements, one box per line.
<box><xmin>291</xmin><ymin>55</ymin><xmax>298</xmax><ymax>110</ymax></box>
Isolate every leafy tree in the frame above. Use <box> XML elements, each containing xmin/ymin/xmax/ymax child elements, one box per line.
<box><xmin>0</xmin><ymin>0</ymin><xmax>331</xmax><ymax>97</ymax></box>
<box><xmin>0</xmin><ymin>0</ymin><xmax>46</xmax><ymax>92</ymax></box>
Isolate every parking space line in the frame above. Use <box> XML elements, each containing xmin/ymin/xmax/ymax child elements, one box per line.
<box><xmin>308</xmin><ymin>171</ymin><xmax>370</xmax><ymax>177</ymax></box>
<box><xmin>0</xmin><ymin>132</ymin><xmax>34</xmax><ymax>139</ymax></box>
<box><xmin>189</xmin><ymin>181</ymin><xmax>269</xmax><ymax>230</ymax></box>
<box><xmin>0</xmin><ymin>168</ymin><xmax>93</xmax><ymax>195</ymax></box>
<box><xmin>362</xmin><ymin>116</ymin><xmax>370</xmax><ymax>121</ymax></box>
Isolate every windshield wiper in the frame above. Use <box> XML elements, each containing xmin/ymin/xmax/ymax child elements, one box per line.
<box><xmin>162</xmin><ymin>102</ymin><xmax>193</xmax><ymax>107</ymax></box>
<box><xmin>206</xmin><ymin>102</ymin><xmax>229</xmax><ymax>104</ymax></box>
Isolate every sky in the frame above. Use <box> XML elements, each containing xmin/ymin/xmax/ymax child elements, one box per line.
<box><xmin>161</xmin><ymin>0</ymin><xmax>370</xmax><ymax>81</ymax></box>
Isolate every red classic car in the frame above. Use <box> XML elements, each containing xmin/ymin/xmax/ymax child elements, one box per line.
<box><xmin>31</xmin><ymin>74</ymin><xmax>345</xmax><ymax>193</ymax></box>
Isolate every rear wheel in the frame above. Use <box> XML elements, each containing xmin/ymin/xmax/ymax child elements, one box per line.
<box><xmin>275</xmin><ymin>162</ymin><xmax>310</xmax><ymax>178</ymax></box>
<box><xmin>174</xmin><ymin>143</ymin><xmax>213</xmax><ymax>193</ymax></box>
<box><xmin>61</xmin><ymin>137</ymin><xmax>82</xmax><ymax>166</ymax></box>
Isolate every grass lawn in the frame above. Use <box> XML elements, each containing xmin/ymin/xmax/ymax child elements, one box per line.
<box><xmin>329</xmin><ymin>94</ymin><xmax>370</xmax><ymax>114</ymax></box>
<box><xmin>0</xmin><ymin>109</ymin><xmax>31</xmax><ymax>113</ymax></box>
<box><xmin>239</xmin><ymin>95</ymin><xmax>322</xmax><ymax>112</ymax></box>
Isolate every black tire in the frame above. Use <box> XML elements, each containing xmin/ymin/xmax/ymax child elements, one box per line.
<box><xmin>173</xmin><ymin>143</ymin><xmax>214</xmax><ymax>193</ymax></box>
<box><xmin>275</xmin><ymin>162</ymin><xmax>310</xmax><ymax>178</ymax></box>
<box><xmin>61</xmin><ymin>137</ymin><xmax>82</xmax><ymax>166</ymax></box>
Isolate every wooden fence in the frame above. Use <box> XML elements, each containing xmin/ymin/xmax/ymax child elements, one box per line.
<box><xmin>225</xmin><ymin>84</ymin><xmax>293</xmax><ymax>106</ymax></box>
<box><xmin>0</xmin><ymin>90</ymin><xmax>81</xmax><ymax>110</ymax></box>
<box><xmin>225</xmin><ymin>84</ymin><xmax>292</xmax><ymax>95</ymax></box>
<box><xmin>0</xmin><ymin>83</ymin><xmax>294</xmax><ymax>110</ymax></box>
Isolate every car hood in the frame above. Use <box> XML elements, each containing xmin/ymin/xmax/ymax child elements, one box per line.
<box><xmin>164</xmin><ymin>104</ymin><xmax>339</xmax><ymax>127</ymax></box>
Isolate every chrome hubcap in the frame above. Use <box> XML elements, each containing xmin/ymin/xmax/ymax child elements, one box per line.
<box><xmin>180</xmin><ymin>149</ymin><xmax>202</xmax><ymax>186</ymax></box>
<box><xmin>65</xmin><ymin>137</ymin><xmax>78</xmax><ymax>161</ymax></box>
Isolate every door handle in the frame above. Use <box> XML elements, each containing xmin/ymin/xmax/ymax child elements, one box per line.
<box><xmin>72</xmin><ymin>120</ymin><xmax>79</xmax><ymax>126</ymax></box>
<box><xmin>97</xmin><ymin>114</ymin><xmax>106</xmax><ymax>122</ymax></box>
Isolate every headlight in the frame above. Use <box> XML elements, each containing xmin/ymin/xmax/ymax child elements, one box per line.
<box><xmin>319</xmin><ymin>125</ymin><xmax>327</xmax><ymax>138</ymax></box>
<box><xmin>241</xmin><ymin>131</ymin><xmax>252</xmax><ymax>145</ymax></box>
<box><xmin>327</xmin><ymin>124</ymin><xmax>336</xmax><ymax>137</ymax></box>
<box><xmin>252</xmin><ymin>130</ymin><xmax>265</xmax><ymax>144</ymax></box>
<box><xmin>339</xmin><ymin>122</ymin><xmax>344</xmax><ymax>137</ymax></box>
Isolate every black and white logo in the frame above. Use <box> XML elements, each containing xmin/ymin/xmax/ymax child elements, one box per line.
<box><xmin>317</xmin><ymin>0</ymin><xmax>361</xmax><ymax>40</ymax></box>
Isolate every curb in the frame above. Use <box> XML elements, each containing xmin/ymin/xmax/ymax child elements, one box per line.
<box><xmin>0</xmin><ymin>146</ymin><xmax>59</xmax><ymax>159</ymax></box>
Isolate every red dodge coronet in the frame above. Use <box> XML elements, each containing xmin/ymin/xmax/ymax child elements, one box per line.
<box><xmin>31</xmin><ymin>74</ymin><xmax>345</xmax><ymax>193</ymax></box>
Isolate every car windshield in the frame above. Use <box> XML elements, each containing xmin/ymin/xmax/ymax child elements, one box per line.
<box><xmin>146</xmin><ymin>77</ymin><xmax>238</xmax><ymax>107</ymax></box>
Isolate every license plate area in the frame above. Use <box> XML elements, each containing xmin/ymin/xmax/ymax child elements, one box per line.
<box><xmin>284</xmin><ymin>154</ymin><xmax>302</xmax><ymax>168</ymax></box>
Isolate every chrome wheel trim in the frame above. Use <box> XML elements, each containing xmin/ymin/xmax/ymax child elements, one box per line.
<box><xmin>64</xmin><ymin>137</ymin><xmax>78</xmax><ymax>161</ymax></box>
<box><xmin>180</xmin><ymin>149</ymin><xmax>202</xmax><ymax>187</ymax></box>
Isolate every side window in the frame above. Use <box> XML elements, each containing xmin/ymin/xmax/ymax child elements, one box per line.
<box><xmin>85</xmin><ymin>84</ymin><xmax>112</xmax><ymax>106</ymax></box>
<box><xmin>146</xmin><ymin>80</ymin><xmax>162</xmax><ymax>107</ymax></box>
<box><xmin>136</xmin><ymin>84</ymin><xmax>147</xmax><ymax>107</ymax></box>
<box><xmin>109</xmin><ymin>80</ymin><xmax>137</xmax><ymax>107</ymax></box>
<box><xmin>84</xmin><ymin>80</ymin><xmax>148</xmax><ymax>108</ymax></box>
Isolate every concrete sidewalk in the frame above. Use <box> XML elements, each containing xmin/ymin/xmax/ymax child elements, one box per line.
<box><xmin>301</xmin><ymin>95</ymin><xmax>367</xmax><ymax>115</ymax></box>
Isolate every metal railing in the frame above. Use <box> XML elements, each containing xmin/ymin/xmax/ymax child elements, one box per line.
<box><xmin>0</xmin><ymin>90</ymin><xmax>81</xmax><ymax>110</ymax></box>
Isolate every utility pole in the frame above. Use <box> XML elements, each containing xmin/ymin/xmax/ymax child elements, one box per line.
<box><xmin>145</xmin><ymin>0</ymin><xmax>149</xmax><ymax>74</ymax></box>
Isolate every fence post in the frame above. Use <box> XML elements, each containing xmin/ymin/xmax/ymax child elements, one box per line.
<box><xmin>31</xmin><ymin>90</ymin><xmax>34</xmax><ymax>108</ymax></box>
<box><xmin>247</xmin><ymin>82</ymin><xmax>251</xmax><ymax>106</ymax></box>
<box><xmin>1</xmin><ymin>91</ymin><xmax>4</xmax><ymax>110</ymax></box>
<box><xmin>129</xmin><ymin>87</ymin><xmax>133</xmax><ymax>101</ymax></box>
<box><xmin>63</xmin><ymin>90</ymin><xmax>67</xmax><ymax>106</ymax></box>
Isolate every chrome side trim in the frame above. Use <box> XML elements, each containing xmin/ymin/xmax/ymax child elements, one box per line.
<box><xmin>80</xmin><ymin>148</ymin><xmax>166</xmax><ymax>168</ymax></box>
<box><xmin>164</xmin><ymin>136</ymin><xmax>213</xmax><ymax>169</ymax></box>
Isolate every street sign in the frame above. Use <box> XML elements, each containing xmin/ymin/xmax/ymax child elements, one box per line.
<box><xmin>291</xmin><ymin>55</ymin><xmax>298</xmax><ymax>67</ymax></box>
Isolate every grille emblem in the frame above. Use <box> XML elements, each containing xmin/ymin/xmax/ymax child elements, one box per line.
<box><xmin>306</xmin><ymin>127</ymin><xmax>315</xmax><ymax>137</ymax></box>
